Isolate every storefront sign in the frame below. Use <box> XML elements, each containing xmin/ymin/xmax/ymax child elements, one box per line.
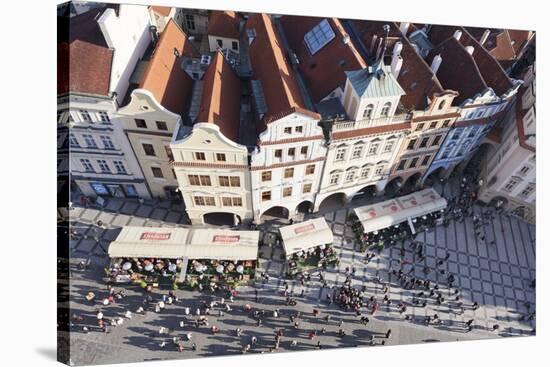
<box><xmin>294</xmin><ymin>223</ymin><xmax>315</xmax><ymax>234</ymax></box>
<box><xmin>212</xmin><ymin>235</ymin><xmax>240</xmax><ymax>243</ymax></box>
<box><xmin>140</xmin><ymin>232</ymin><xmax>172</xmax><ymax>241</ymax></box>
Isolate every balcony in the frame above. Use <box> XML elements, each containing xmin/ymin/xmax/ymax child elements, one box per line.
<box><xmin>332</xmin><ymin>114</ymin><xmax>412</xmax><ymax>132</ymax></box>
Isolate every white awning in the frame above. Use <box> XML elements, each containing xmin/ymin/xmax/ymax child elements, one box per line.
<box><xmin>108</xmin><ymin>227</ymin><xmax>191</xmax><ymax>258</ymax></box>
<box><xmin>354</xmin><ymin>188</ymin><xmax>447</xmax><ymax>234</ymax></box>
<box><xmin>108</xmin><ymin>227</ymin><xmax>259</xmax><ymax>261</ymax></box>
<box><xmin>185</xmin><ymin>229</ymin><xmax>259</xmax><ymax>261</ymax></box>
<box><xmin>279</xmin><ymin>217</ymin><xmax>334</xmax><ymax>255</ymax></box>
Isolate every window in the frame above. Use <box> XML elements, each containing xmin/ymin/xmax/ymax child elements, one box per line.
<box><xmin>429</xmin><ymin>121</ymin><xmax>438</xmax><ymax>129</ymax></box>
<box><xmin>232</xmin><ymin>41</ymin><xmax>239</xmax><ymax>51</ymax></box>
<box><xmin>442</xmin><ymin>119</ymin><xmax>451</xmax><ymax>128</ymax></box>
<box><xmin>113</xmin><ymin>161</ymin><xmax>127</xmax><ymax>174</ymax></box>
<box><xmin>409</xmin><ymin>157</ymin><xmax>419</xmax><ymax>168</ymax></box>
<box><xmin>80</xmin><ymin>159</ymin><xmax>94</xmax><ymax>172</ymax></box>
<box><xmin>467</xmin><ymin>126</ymin><xmax>479</xmax><ymax>138</ymax></box>
<box><xmin>518</xmin><ymin>166</ymin><xmax>531</xmax><ymax>176</ymax></box>
<box><xmin>156</xmin><ymin>121</ymin><xmax>168</xmax><ymax>130</ymax></box>
<box><xmin>303</xmin><ymin>183</ymin><xmax>312</xmax><ymax>193</ymax></box>
<box><xmin>335</xmin><ymin>148</ymin><xmax>346</xmax><ymax>161</ymax></box>
<box><xmin>438</xmin><ymin>100</ymin><xmax>446</xmax><ymax>110</ymax></box>
<box><xmin>222</xmin><ymin>197</ymin><xmax>243</xmax><ymax>207</ymax></box>
<box><xmin>451</xmin><ymin>130</ymin><xmax>462</xmax><ymax>140</ymax></box>
<box><xmin>305</xmin><ymin>164</ymin><xmax>315</xmax><ymax>175</ymax></box>
<box><xmin>352</xmin><ymin>145</ymin><xmax>363</xmax><ymax>159</ymax></box>
<box><xmin>360</xmin><ymin>166</ymin><xmax>371</xmax><ymax>179</ymax></box>
<box><xmin>99</xmin><ymin>111</ymin><xmax>110</xmax><ymax>123</ymax></box>
<box><xmin>330</xmin><ymin>172</ymin><xmax>341</xmax><ymax>185</ymax></box>
<box><xmin>188</xmin><ymin>175</ymin><xmax>200</xmax><ymax>185</ymax></box>
<box><xmin>69</xmin><ymin>133</ymin><xmax>80</xmax><ymax>148</ymax></box>
<box><xmin>440</xmin><ymin>146</ymin><xmax>453</xmax><ymax>159</ymax></box>
<box><xmin>194</xmin><ymin>152</ymin><xmax>206</xmax><ymax>160</ymax></box>
<box><xmin>295</xmin><ymin>126</ymin><xmax>303</xmax><ymax>133</ymax></box>
<box><xmin>421</xmin><ymin>155</ymin><xmax>431</xmax><ymax>166</ymax></box>
<box><xmin>397</xmin><ymin>160</ymin><xmax>407</xmax><ymax>171</ymax></box>
<box><xmin>345</xmin><ymin>169</ymin><xmax>356</xmax><ymax>182</ymax></box>
<box><xmin>415</xmin><ymin>123</ymin><xmax>425</xmax><ymax>131</ymax></box>
<box><xmin>283</xmin><ymin>187</ymin><xmax>293</xmax><ymax>197</ymax></box>
<box><xmin>304</xmin><ymin>19</ymin><xmax>336</xmax><ymax>55</ymax></box>
<box><xmin>261</xmin><ymin>191</ymin><xmax>271</xmax><ymax>202</ymax></box>
<box><xmin>504</xmin><ymin>178</ymin><xmax>519</xmax><ymax>192</ymax></box>
<box><xmin>100</xmin><ymin>135</ymin><xmax>115</xmax><ymax>149</ymax></box>
<box><xmin>274</xmin><ymin>149</ymin><xmax>282</xmax><ymax>158</ymax></box>
<box><xmin>216</xmin><ymin>39</ymin><xmax>223</xmax><ymax>48</ymax></box>
<box><xmin>284</xmin><ymin>168</ymin><xmax>294</xmax><ymax>178</ymax></box>
<box><xmin>288</xmin><ymin>148</ymin><xmax>295</xmax><ymax>157</ymax></box>
<box><xmin>219</xmin><ymin>176</ymin><xmax>240</xmax><ymax>187</ymax></box>
<box><xmin>123</xmin><ymin>184</ymin><xmax>138</xmax><ymax>197</ymax></box>
<box><xmin>284</xmin><ymin>127</ymin><xmax>292</xmax><ymax>134</ymax></box>
<box><xmin>381</xmin><ymin>102</ymin><xmax>391</xmax><ymax>117</ymax></box>
<box><xmin>383</xmin><ymin>140</ymin><xmax>395</xmax><ymax>153</ymax></box>
<box><xmin>216</xmin><ymin>153</ymin><xmax>226</xmax><ymax>162</ymax></box>
<box><xmin>135</xmin><ymin>119</ymin><xmax>147</xmax><ymax>128</ymax></box>
<box><xmin>367</xmin><ymin>143</ymin><xmax>379</xmax><ymax>155</ymax></box>
<box><xmin>194</xmin><ymin>196</ymin><xmax>215</xmax><ymax>206</ymax></box>
<box><xmin>143</xmin><ymin>144</ymin><xmax>155</xmax><ymax>156</ymax></box>
<box><xmin>97</xmin><ymin>160</ymin><xmax>110</xmax><ymax>173</ymax></box>
<box><xmin>520</xmin><ymin>184</ymin><xmax>535</xmax><ymax>197</ymax></box>
<box><xmin>185</xmin><ymin>14</ymin><xmax>195</xmax><ymax>30</ymax></box>
<box><xmin>80</xmin><ymin>110</ymin><xmax>91</xmax><ymax>122</ymax></box>
<box><xmin>419</xmin><ymin>137</ymin><xmax>430</xmax><ymax>148</ymax></box>
<box><xmin>362</xmin><ymin>104</ymin><xmax>374</xmax><ymax>119</ymax></box>
<box><xmin>164</xmin><ymin>146</ymin><xmax>174</xmax><ymax>161</ymax></box>
<box><xmin>374</xmin><ymin>164</ymin><xmax>385</xmax><ymax>176</ymax></box>
<box><xmin>151</xmin><ymin>167</ymin><xmax>164</xmax><ymax>178</ymax></box>
<box><xmin>301</xmin><ymin>146</ymin><xmax>308</xmax><ymax>155</ymax></box>
<box><xmin>261</xmin><ymin>171</ymin><xmax>272</xmax><ymax>182</ymax></box>
<box><xmin>82</xmin><ymin>134</ymin><xmax>97</xmax><ymax>148</ymax></box>
<box><xmin>431</xmin><ymin>135</ymin><xmax>442</xmax><ymax>146</ymax></box>
<box><xmin>407</xmin><ymin>139</ymin><xmax>417</xmax><ymax>150</ymax></box>
<box><xmin>230</xmin><ymin>176</ymin><xmax>240</xmax><ymax>187</ymax></box>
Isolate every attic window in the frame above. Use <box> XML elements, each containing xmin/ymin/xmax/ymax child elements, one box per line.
<box><xmin>310</xmin><ymin>62</ymin><xmax>317</xmax><ymax>70</ymax></box>
<box><xmin>438</xmin><ymin>100</ymin><xmax>446</xmax><ymax>110</ymax></box>
<box><xmin>173</xmin><ymin>48</ymin><xmax>180</xmax><ymax>58</ymax></box>
<box><xmin>339</xmin><ymin>59</ymin><xmax>346</xmax><ymax>67</ymax></box>
<box><xmin>410</xmin><ymin>82</ymin><xmax>417</xmax><ymax>90</ymax></box>
<box><xmin>304</xmin><ymin>19</ymin><xmax>336</xmax><ymax>55</ymax></box>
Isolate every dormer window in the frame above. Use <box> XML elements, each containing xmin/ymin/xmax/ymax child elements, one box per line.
<box><xmin>363</xmin><ymin>104</ymin><xmax>374</xmax><ymax>119</ymax></box>
<box><xmin>381</xmin><ymin>102</ymin><xmax>391</xmax><ymax>117</ymax></box>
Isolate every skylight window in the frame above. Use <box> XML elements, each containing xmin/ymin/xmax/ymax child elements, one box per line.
<box><xmin>304</xmin><ymin>19</ymin><xmax>336</xmax><ymax>55</ymax></box>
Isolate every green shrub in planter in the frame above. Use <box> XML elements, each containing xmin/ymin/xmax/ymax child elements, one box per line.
<box><xmin>136</xmin><ymin>279</ymin><xmax>147</xmax><ymax>289</ymax></box>
<box><xmin>172</xmin><ymin>282</ymin><xmax>178</xmax><ymax>291</ymax></box>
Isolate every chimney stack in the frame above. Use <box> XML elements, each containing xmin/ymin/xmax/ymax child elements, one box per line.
<box><xmin>465</xmin><ymin>45</ymin><xmax>474</xmax><ymax>55</ymax></box>
<box><xmin>399</xmin><ymin>22</ymin><xmax>410</xmax><ymax>35</ymax></box>
<box><xmin>453</xmin><ymin>29</ymin><xmax>462</xmax><ymax>41</ymax></box>
<box><xmin>391</xmin><ymin>55</ymin><xmax>403</xmax><ymax>78</ymax></box>
<box><xmin>342</xmin><ymin>34</ymin><xmax>350</xmax><ymax>45</ymax></box>
<box><xmin>431</xmin><ymin>54</ymin><xmax>442</xmax><ymax>74</ymax></box>
<box><xmin>480</xmin><ymin>29</ymin><xmax>491</xmax><ymax>45</ymax></box>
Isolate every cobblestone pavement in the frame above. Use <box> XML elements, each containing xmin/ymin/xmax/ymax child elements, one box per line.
<box><xmin>65</xmin><ymin>178</ymin><xmax>535</xmax><ymax>365</ymax></box>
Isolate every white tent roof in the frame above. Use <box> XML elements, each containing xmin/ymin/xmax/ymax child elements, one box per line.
<box><xmin>279</xmin><ymin>217</ymin><xmax>334</xmax><ymax>255</ymax></box>
<box><xmin>108</xmin><ymin>227</ymin><xmax>259</xmax><ymax>261</ymax></box>
<box><xmin>354</xmin><ymin>188</ymin><xmax>447</xmax><ymax>234</ymax></box>
<box><xmin>186</xmin><ymin>229</ymin><xmax>259</xmax><ymax>261</ymax></box>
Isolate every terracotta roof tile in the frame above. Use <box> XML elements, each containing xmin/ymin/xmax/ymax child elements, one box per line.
<box><xmin>279</xmin><ymin>16</ymin><xmax>367</xmax><ymax>103</ymax></box>
<box><xmin>196</xmin><ymin>52</ymin><xmax>241</xmax><ymax>142</ymax></box>
<box><xmin>58</xmin><ymin>8</ymin><xmax>114</xmax><ymax>96</ymax></box>
<box><xmin>246</xmin><ymin>14</ymin><xmax>317</xmax><ymax>126</ymax></box>
<box><xmin>207</xmin><ymin>10</ymin><xmax>241</xmax><ymax>39</ymax></box>
<box><xmin>139</xmin><ymin>19</ymin><xmax>198</xmax><ymax>117</ymax></box>
<box><xmin>150</xmin><ymin>6</ymin><xmax>172</xmax><ymax>17</ymax></box>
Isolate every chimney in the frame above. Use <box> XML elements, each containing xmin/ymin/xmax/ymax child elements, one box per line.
<box><xmin>391</xmin><ymin>55</ymin><xmax>403</xmax><ymax>78</ymax></box>
<box><xmin>97</xmin><ymin>8</ymin><xmax>117</xmax><ymax>49</ymax></box>
<box><xmin>465</xmin><ymin>45</ymin><xmax>474</xmax><ymax>55</ymax></box>
<box><xmin>399</xmin><ymin>22</ymin><xmax>410</xmax><ymax>35</ymax></box>
<box><xmin>431</xmin><ymin>54</ymin><xmax>442</xmax><ymax>74</ymax></box>
<box><xmin>342</xmin><ymin>34</ymin><xmax>350</xmax><ymax>45</ymax></box>
<box><xmin>453</xmin><ymin>30</ymin><xmax>462</xmax><ymax>42</ymax></box>
<box><xmin>392</xmin><ymin>41</ymin><xmax>403</xmax><ymax>58</ymax></box>
<box><xmin>480</xmin><ymin>29</ymin><xmax>491</xmax><ymax>45</ymax></box>
<box><xmin>370</xmin><ymin>35</ymin><xmax>378</xmax><ymax>55</ymax></box>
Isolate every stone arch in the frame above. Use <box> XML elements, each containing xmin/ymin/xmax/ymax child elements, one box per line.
<box><xmin>318</xmin><ymin>192</ymin><xmax>347</xmax><ymax>212</ymax></box>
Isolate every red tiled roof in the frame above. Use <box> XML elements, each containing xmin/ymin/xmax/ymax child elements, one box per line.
<box><xmin>150</xmin><ymin>6</ymin><xmax>172</xmax><ymax>17</ymax></box>
<box><xmin>428</xmin><ymin>25</ymin><xmax>514</xmax><ymax>97</ymax></box>
<box><xmin>427</xmin><ymin>36</ymin><xmax>487</xmax><ymax>104</ymax></box>
<box><xmin>139</xmin><ymin>19</ymin><xmax>198</xmax><ymax>117</ymax></box>
<box><xmin>58</xmin><ymin>8</ymin><xmax>114</xmax><ymax>96</ymax></box>
<box><xmin>246</xmin><ymin>14</ymin><xmax>317</xmax><ymax>126</ymax></box>
<box><xmin>196</xmin><ymin>52</ymin><xmax>241</xmax><ymax>142</ymax></box>
<box><xmin>279</xmin><ymin>16</ymin><xmax>367</xmax><ymax>103</ymax></box>
<box><xmin>207</xmin><ymin>10</ymin><xmax>241</xmax><ymax>39</ymax></box>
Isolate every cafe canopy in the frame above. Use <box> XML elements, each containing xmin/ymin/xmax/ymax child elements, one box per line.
<box><xmin>108</xmin><ymin>226</ymin><xmax>259</xmax><ymax>261</ymax></box>
<box><xmin>279</xmin><ymin>217</ymin><xmax>334</xmax><ymax>256</ymax></box>
<box><xmin>354</xmin><ymin>188</ymin><xmax>447</xmax><ymax>234</ymax></box>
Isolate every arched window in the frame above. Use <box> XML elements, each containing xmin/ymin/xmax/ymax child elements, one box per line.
<box><xmin>438</xmin><ymin>100</ymin><xmax>446</xmax><ymax>110</ymax></box>
<box><xmin>362</xmin><ymin>104</ymin><xmax>374</xmax><ymax>119</ymax></box>
<box><xmin>381</xmin><ymin>102</ymin><xmax>391</xmax><ymax>117</ymax></box>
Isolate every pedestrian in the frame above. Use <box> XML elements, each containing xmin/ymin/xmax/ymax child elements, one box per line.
<box><xmin>386</xmin><ymin>329</ymin><xmax>392</xmax><ymax>338</ymax></box>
